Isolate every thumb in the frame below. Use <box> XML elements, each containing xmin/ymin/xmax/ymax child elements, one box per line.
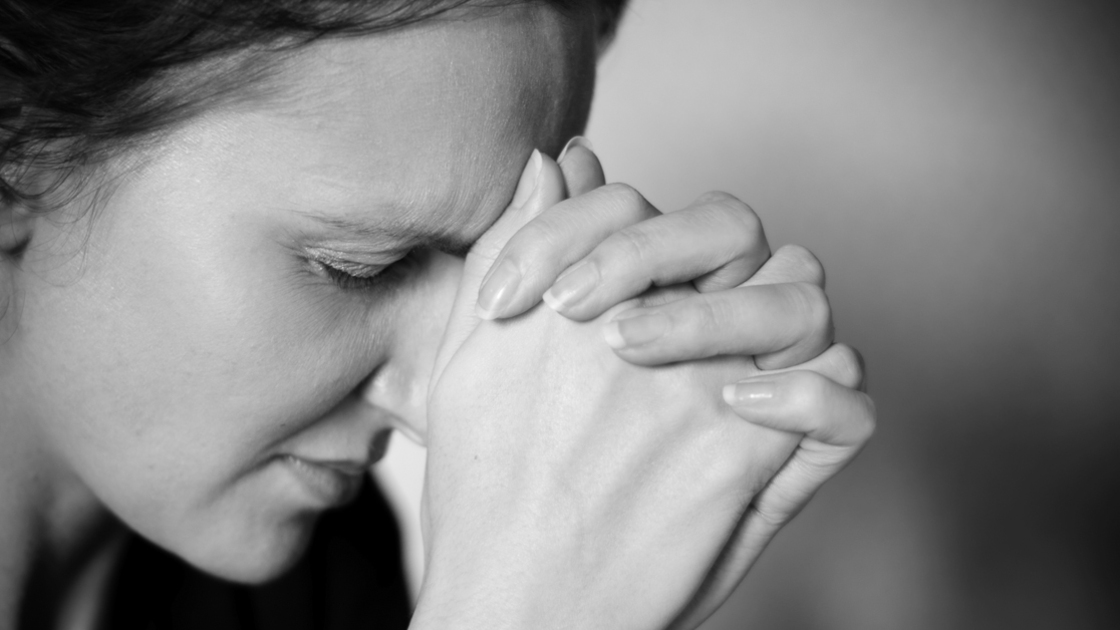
<box><xmin>430</xmin><ymin>149</ymin><xmax>566</xmax><ymax>386</ymax></box>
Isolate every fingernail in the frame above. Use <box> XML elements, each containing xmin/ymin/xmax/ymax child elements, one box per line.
<box><xmin>477</xmin><ymin>258</ymin><xmax>521</xmax><ymax>319</ymax></box>
<box><xmin>722</xmin><ymin>381</ymin><xmax>777</xmax><ymax>407</ymax></box>
<box><xmin>543</xmin><ymin>262</ymin><xmax>600</xmax><ymax>311</ymax></box>
<box><xmin>557</xmin><ymin>136</ymin><xmax>593</xmax><ymax>163</ymax></box>
<box><xmin>604</xmin><ymin>311</ymin><xmax>670</xmax><ymax>349</ymax></box>
<box><xmin>510</xmin><ymin>149</ymin><xmax>543</xmax><ymax>210</ymax></box>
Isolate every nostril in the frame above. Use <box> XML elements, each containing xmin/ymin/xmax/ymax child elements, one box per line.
<box><xmin>368</xmin><ymin>428</ymin><xmax>394</xmax><ymax>463</ymax></box>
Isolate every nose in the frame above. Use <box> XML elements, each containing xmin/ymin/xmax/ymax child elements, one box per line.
<box><xmin>361</xmin><ymin>362</ymin><xmax>429</xmax><ymax>445</ymax></box>
<box><xmin>359</xmin><ymin>250</ymin><xmax>463</xmax><ymax>444</ymax></box>
<box><xmin>286</xmin><ymin>392</ymin><xmax>397</xmax><ymax>464</ymax></box>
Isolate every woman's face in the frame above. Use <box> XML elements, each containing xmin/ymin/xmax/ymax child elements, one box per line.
<box><xmin>3</xmin><ymin>5</ymin><xmax>596</xmax><ymax>581</ymax></box>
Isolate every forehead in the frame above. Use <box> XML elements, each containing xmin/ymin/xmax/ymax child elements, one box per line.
<box><xmin>181</xmin><ymin>4</ymin><xmax>595</xmax><ymax>248</ymax></box>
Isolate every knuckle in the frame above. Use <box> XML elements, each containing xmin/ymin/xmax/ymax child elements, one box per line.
<box><xmin>712</xmin><ymin>209</ymin><xmax>764</xmax><ymax>254</ymax></box>
<box><xmin>514</xmin><ymin>217</ymin><xmax>564</xmax><ymax>253</ymax></box>
<box><xmin>505</xmin><ymin>221</ymin><xmax>564</xmax><ymax>276</ymax></box>
<box><xmin>784</xmin><ymin>370</ymin><xmax>832</xmax><ymax>413</ymax></box>
<box><xmin>786</xmin><ymin>371</ymin><xmax>878</xmax><ymax>446</ymax></box>
<box><xmin>790</xmin><ymin>282</ymin><xmax>833</xmax><ymax>344</ymax></box>
<box><xmin>858</xmin><ymin>394</ymin><xmax>878</xmax><ymax>440</ymax></box>
<box><xmin>696</xmin><ymin>191</ymin><xmax>761</xmax><ymax>230</ymax></box>
<box><xmin>694</xmin><ymin>190</ymin><xmax>747</xmax><ymax>211</ymax></box>
<box><xmin>601</xmin><ymin>182</ymin><xmax>648</xmax><ymax>216</ymax></box>
<box><xmin>688</xmin><ymin>294</ymin><xmax>734</xmax><ymax>338</ymax></box>
<box><xmin>779</xmin><ymin>367</ymin><xmax>842</xmax><ymax>421</ymax></box>
<box><xmin>604</xmin><ymin>225</ymin><xmax>656</xmax><ymax>269</ymax></box>
<box><xmin>751</xmin><ymin>501</ymin><xmax>790</xmax><ymax>531</ymax></box>
<box><xmin>829</xmin><ymin>343</ymin><xmax>865</xmax><ymax>390</ymax></box>
<box><xmin>841</xmin><ymin>394</ymin><xmax>878</xmax><ymax>448</ymax></box>
<box><xmin>775</xmin><ymin>244</ymin><xmax>825</xmax><ymax>286</ymax></box>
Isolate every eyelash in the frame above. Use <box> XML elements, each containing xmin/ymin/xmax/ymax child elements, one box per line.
<box><xmin>314</xmin><ymin>254</ymin><xmax>412</xmax><ymax>292</ymax></box>
<box><xmin>320</xmin><ymin>263</ymin><xmax>387</xmax><ymax>291</ymax></box>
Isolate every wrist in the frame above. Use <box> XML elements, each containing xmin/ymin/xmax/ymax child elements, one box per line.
<box><xmin>410</xmin><ymin>534</ymin><xmax>582</xmax><ymax>630</ymax></box>
<box><xmin>409</xmin><ymin>562</ymin><xmax>522</xmax><ymax>630</ymax></box>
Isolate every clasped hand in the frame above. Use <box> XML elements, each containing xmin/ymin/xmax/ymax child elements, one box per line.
<box><xmin>411</xmin><ymin>142</ymin><xmax>875</xmax><ymax>630</ymax></box>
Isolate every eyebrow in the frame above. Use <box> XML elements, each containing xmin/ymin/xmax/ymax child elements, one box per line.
<box><xmin>295</xmin><ymin>209</ymin><xmax>478</xmax><ymax>258</ymax></box>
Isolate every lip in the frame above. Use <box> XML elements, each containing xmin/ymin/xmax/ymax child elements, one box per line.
<box><xmin>277</xmin><ymin>454</ymin><xmax>366</xmax><ymax>507</ymax></box>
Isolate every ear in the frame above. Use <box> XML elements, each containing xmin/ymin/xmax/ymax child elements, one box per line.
<box><xmin>1</xmin><ymin>101</ymin><xmax>35</xmax><ymax>259</ymax></box>
<box><xmin>0</xmin><ymin>199</ymin><xmax>30</xmax><ymax>331</ymax></box>
<box><xmin>0</xmin><ymin>198</ymin><xmax>33</xmax><ymax>261</ymax></box>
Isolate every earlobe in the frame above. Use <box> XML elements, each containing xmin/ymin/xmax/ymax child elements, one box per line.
<box><xmin>0</xmin><ymin>201</ymin><xmax>33</xmax><ymax>332</ymax></box>
<box><xmin>0</xmin><ymin>201</ymin><xmax>34</xmax><ymax>261</ymax></box>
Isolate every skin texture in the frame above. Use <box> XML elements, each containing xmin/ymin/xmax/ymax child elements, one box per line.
<box><xmin>0</xmin><ymin>4</ymin><xmax>875</xmax><ymax>628</ymax></box>
<box><xmin>414</xmin><ymin>152</ymin><xmax>795</xmax><ymax>628</ymax></box>
<box><xmin>409</xmin><ymin>151</ymin><xmax>872</xmax><ymax>629</ymax></box>
<box><xmin>468</xmin><ymin>150</ymin><xmax>871</xmax><ymax>626</ymax></box>
<box><xmin>0</xmin><ymin>4</ymin><xmax>596</xmax><ymax>589</ymax></box>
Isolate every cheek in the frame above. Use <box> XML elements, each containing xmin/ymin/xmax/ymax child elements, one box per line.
<box><xmin>16</xmin><ymin>205</ymin><xmax>391</xmax><ymax>515</ymax></box>
<box><xmin>13</xmin><ymin>212</ymin><xmax>402</xmax><ymax>577</ymax></box>
<box><xmin>33</xmin><ymin>230</ymin><xmax>379</xmax><ymax>439</ymax></box>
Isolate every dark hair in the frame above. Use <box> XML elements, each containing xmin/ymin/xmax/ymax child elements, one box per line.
<box><xmin>0</xmin><ymin>0</ymin><xmax>626</xmax><ymax>211</ymax></box>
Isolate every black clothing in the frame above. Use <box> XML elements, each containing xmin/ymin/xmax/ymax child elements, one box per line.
<box><xmin>102</xmin><ymin>479</ymin><xmax>412</xmax><ymax>630</ymax></box>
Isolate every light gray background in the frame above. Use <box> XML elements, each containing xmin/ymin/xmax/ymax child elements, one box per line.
<box><xmin>587</xmin><ymin>0</ymin><xmax>1120</xmax><ymax>628</ymax></box>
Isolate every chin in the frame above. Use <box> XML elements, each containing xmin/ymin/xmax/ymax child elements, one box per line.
<box><xmin>178</xmin><ymin>511</ymin><xmax>320</xmax><ymax>584</ymax></box>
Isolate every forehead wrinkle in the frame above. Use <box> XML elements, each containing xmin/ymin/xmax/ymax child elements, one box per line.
<box><xmin>232</xmin><ymin>6</ymin><xmax>593</xmax><ymax>257</ymax></box>
<box><xmin>264</xmin><ymin>37</ymin><xmax>542</xmax><ymax>247</ymax></box>
<box><xmin>294</xmin><ymin>199</ymin><xmax>484</xmax><ymax>257</ymax></box>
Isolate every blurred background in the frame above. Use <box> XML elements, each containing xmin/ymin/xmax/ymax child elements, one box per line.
<box><xmin>380</xmin><ymin>0</ymin><xmax>1120</xmax><ymax>627</ymax></box>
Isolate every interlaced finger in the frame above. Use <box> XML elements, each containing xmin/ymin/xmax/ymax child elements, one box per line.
<box><xmin>543</xmin><ymin>191</ymin><xmax>770</xmax><ymax>321</ymax></box>
<box><xmin>476</xmin><ymin>181</ymin><xmax>662</xmax><ymax>319</ymax></box>
<box><xmin>603</xmin><ymin>281</ymin><xmax>833</xmax><ymax>368</ymax></box>
<box><xmin>671</xmin><ymin>368</ymin><xmax>875</xmax><ymax>628</ymax></box>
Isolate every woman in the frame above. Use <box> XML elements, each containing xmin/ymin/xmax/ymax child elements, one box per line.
<box><xmin>0</xmin><ymin>1</ymin><xmax>874</xmax><ymax>628</ymax></box>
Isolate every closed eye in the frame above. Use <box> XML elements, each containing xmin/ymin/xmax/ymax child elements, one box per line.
<box><xmin>318</xmin><ymin>260</ymin><xmax>387</xmax><ymax>291</ymax></box>
<box><xmin>311</xmin><ymin>251</ymin><xmax>417</xmax><ymax>292</ymax></box>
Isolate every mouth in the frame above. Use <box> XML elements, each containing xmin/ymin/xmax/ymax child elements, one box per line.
<box><xmin>276</xmin><ymin>454</ymin><xmax>367</xmax><ymax>507</ymax></box>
